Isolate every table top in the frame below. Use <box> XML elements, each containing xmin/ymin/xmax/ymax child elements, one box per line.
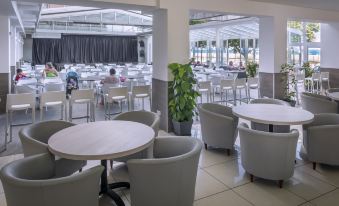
<box><xmin>48</xmin><ymin>121</ymin><xmax>155</xmax><ymax>161</ymax></box>
<box><xmin>232</xmin><ymin>104</ymin><xmax>314</xmax><ymax>125</ymax></box>
<box><xmin>327</xmin><ymin>92</ymin><xmax>339</xmax><ymax>101</ymax></box>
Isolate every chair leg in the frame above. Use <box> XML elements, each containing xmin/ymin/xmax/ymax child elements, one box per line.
<box><xmin>86</xmin><ymin>102</ymin><xmax>90</xmax><ymax>123</ymax></box>
<box><xmin>250</xmin><ymin>174</ymin><xmax>254</xmax><ymax>182</ymax></box>
<box><xmin>313</xmin><ymin>162</ymin><xmax>317</xmax><ymax>170</ymax></box>
<box><xmin>40</xmin><ymin>107</ymin><xmax>43</xmax><ymax>121</ymax></box>
<box><xmin>69</xmin><ymin>104</ymin><xmax>73</xmax><ymax>123</ymax></box>
<box><xmin>278</xmin><ymin>180</ymin><xmax>284</xmax><ymax>188</ymax></box>
<box><xmin>61</xmin><ymin>104</ymin><xmax>64</xmax><ymax>120</ymax></box>
<box><xmin>9</xmin><ymin>111</ymin><xmax>13</xmax><ymax>143</ymax></box>
<box><xmin>110</xmin><ymin>160</ymin><xmax>114</xmax><ymax>169</ymax></box>
<box><xmin>226</xmin><ymin>149</ymin><xmax>231</xmax><ymax>156</ymax></box>
<box><xmin>204</xmin><ymin>143</ymin><xmax>208</xmax><ymax>150</ymax></box>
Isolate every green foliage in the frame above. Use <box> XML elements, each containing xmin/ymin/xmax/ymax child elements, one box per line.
<box><xmin>246</xmin><ymin>61</ymin><xmax>258</xmax><ymax>78</ymax></box>
<box><xmin>287</xmin><ymin>21</ymin><xmax>320</xmax><ymax>43</ymax></box>
<box><xmin>190</xmin><ymin>19</ymin><xmax>208</xmax><ymax>25</ymax></box>
<box><xmin>228</xmin><ymin>39</ymin><xmax>241</xmax><ymax>54</ymax></box>
<box><xmin>168</xmin><ymin>60</ymin><xmax>200</xmax><ymax>122</ymax></box>
<box><xmin>280</xmin><ymin>64</ymin><xmax>296</xmax><ymax>102</ymax></box>
<box><xmin>302</xmin><ymin>62</ymin><xmax>314</xmax><ymax>78</ymax></box>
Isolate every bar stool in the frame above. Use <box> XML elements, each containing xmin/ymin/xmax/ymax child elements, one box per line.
<box><xmin>220</xmin><ymin>79</ymin><xmax>234</xmax><ymax>105</ymax></box>
<box><xmin>69</xmin><ymin>89</ymin><xmax>95</xmax><ymax>122</ymax></box>
<box><xmin>311</xmin><ymin>73</ymin><xmax>321</xmax><ymax>93</ymax></box>
<box><xmin>44</xmin><ymin>82</ymin><xmax>65</xmax><ymax>92</ymax></box>
<box><xmin>105</xmin><ymin>87</ymin><xmax>129</xmax><ymax>120</ymax></box>
<box><xmin>131</xmin><ymin>85</ymin><xmax>151</xmax><ymax>110</ymax></box>
<box><xmin>247</xmin><ymin>77</ymin><xmax>259</xmax><ymax>101</ymax></box>
<box><xmin>40</xmin><ymin>91</ymin><xmax>67</xmax><ymax>121</ymax></box>
<box><xmin>234</xmin><ymin>78</ymin><xmax>248</xmax><ymax>105</ymax></box>
<box><xmin>198</xmin><ymin>81</ymin><xmax>212</xmax><ymax>103</ymax></box>
<box><xmin>4</xmin><ymin>93</ymin><xmax>35</xmax><ymax>151</ymax></box>
<box><xmin>320</xmin><ymin>72</ymin><xmax>330</xmax><ymax>92</ymax></box>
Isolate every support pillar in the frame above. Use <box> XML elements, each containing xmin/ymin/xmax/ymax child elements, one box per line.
<box><xmin>320</xmin><ymin>22</ymin><xmax>339</xmax><ymax>88</ymax></box>
<box><xmin>0</xmin><ymin>16</ymin><xmax>10</xmax><ymax>113</ymax></box>
<box><xmin>259</xmin><ymin>16</ymin><xmax>287</xmax><ymax>99</ymax></box>
<box><xmin>152</xmin><ymin>4</ymin><xmax>189</xmax><ymax>132</ymax></box>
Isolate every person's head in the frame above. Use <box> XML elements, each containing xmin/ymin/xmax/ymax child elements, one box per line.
<box><xmin>229</xmin><ymin>61</ymin><xmax>234</xmax><ymax>66</ymax></box>
<box><xmin>16</xmin><ymin>68</ymin><xmax>23</xmax><ymax>74</ymax></box>
<box><xmin>110</xmin><ymin>68</ymin><xmax>116</xmax><ymax>76</ymax></box>
<box><xmin>46</xmin><ymin>62</ymin><xmax>54</xmax><ymax>69</ymax></box>
<box><xmin>239</xmin><ymin>61</ymin><xmax>243</xmax><ymax>66</ymax></box>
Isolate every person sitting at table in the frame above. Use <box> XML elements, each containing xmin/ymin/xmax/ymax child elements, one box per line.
<box><xmin>238</xmin><ymin>61</ymin><xmax>246</xmax><ymax>70</ymax></box>
<box><xmin>226</xmin><ymin>61</ymin><xmax>235</xmax><ymax>70</ymax></box>
<box><xmin>100</xmin><ymin>68</ymin><xmax>120</xmax><ymax>104</ymax></box>
<box><xmin>43</xmin><ymin>62</ymin><xmax>59</xmax><ymax>78</ymax></box>
<box><xmin>15</xmin><ymin>68</ymin><xmax>27</xmax><ymax>82</ymax></box>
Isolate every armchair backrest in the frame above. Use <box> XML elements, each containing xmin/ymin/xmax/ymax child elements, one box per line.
<box><xmin>238</xmin><ymin>123</ymin><xmax>299</xmax><ymax>180</ymax></box>
<box><xmin>113</xmin><ymin>111</ymin><xmax>160</xmax><ymax>136</ymax></box>
<box><xmin>301</xmin><ymin>92</ymin><xmax>337</xmax><ymax>114</ymax></box>
<box><xmin>19</xmin><ymin>121</ymin><xmax>75</xmax><ymax>157</ymax></box>
<box><xmin>127</xmin><ymin>137</ymin><xmax>202</xmax><ymax>206</ymax></box>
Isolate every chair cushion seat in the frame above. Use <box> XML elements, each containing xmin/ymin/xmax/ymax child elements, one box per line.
<box><xmin>74</xmin><ymin>99</ymin><xmax>91</xmax><ymax>103</ymax></box>
<box><xmin>249</xmin><ymin>84</ymin><xmax>258</xmax><ymax>89</ymax></box>
<box><xmin>135</xmin><ymin>94</ymin><xmax>149</xmax><ymax>98</ymax></box>
<box><xmin>199</xmin><ymin>89</ymin><xmax>209</xmax><ymax>92</ymax></box>
<box><xmin>10</xmin><ymin>104</ymin><xmax>31</xmax><ymax>110</ymax></box>
<box><xmin>112</xmin><ymin>96</ymin><xmax>127</xmax><ymax>100</ymax></box>
<box><xmin>45</xmin><ymin>101</ymin><xmax>63</xmax><ymax>106</ymax></box>
<box><xmin>222</xmin><ymin>86</ymin><xmax>233</xmax><ymax>90</ymax></box>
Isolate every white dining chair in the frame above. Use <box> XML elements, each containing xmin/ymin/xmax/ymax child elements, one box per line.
<box><xmin>105</xmin><ymin>87</ymin><xmax>129</xmax><ymax>119</ymax></box>
<box><xmin>69</xmin><ymin>89</ymin><xmax>95</xmax><ymax>122</ymax></box>
<box><xmin>220</xmin><ymin>79</ymin><xmax>235</xmax><ymax>105</ymax></box>
<box><xmin>40</xmin><ymin>91</ymin><xmax>67</xmax><ymax>121</ymax></box>
<box><xmin>131</xmin><ymin>85</ymin><xmax>151</xmax><ymax>110</ymax></box>
<box><xmin>5</xmin><ymin>93</ymin><xmax>36</xmax><ymax>151</ymax></box>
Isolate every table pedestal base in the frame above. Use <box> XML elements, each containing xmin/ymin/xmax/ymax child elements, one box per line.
<box><xmin>100</xmin><ymin>160</ymin><xmax>130</xmax><ymax>206</ymax></box>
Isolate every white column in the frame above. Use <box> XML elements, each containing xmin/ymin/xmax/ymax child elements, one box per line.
<box><xmin>321</xmin><ymin>22</ymin><xmax>339</xmax><ymax>68</ymax></box>
<box><xmin>10</xmin><ymin>26</ymin><xmax>16</xmax><ymax>67</ymax></box>
<box><xmin>152</xmin><ymin>5</ymin><xmax>189</xmax><ymax>131</ymax></box>
<box><xmin>259</xmin><ymin>16</ymin><xmax>287</xmax><ymax>98</ymax></box>
<box><xmin>216</xmin><ymin>28</ymin><xmax>221</xmax><ymax>67</ymax></box>
<box><xmin>0</xmin><ymin>16</ymin><xmax>10</xmax><ymax>74</ymax></box>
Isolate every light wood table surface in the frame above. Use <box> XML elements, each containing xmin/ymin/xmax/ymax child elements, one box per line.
<box><xmin>48</xmin><ymin>120</ymin><xmax>155</xmax><ymax>206</ymax></box>
<box><xmin>232</xmin><ymin>104</ymin><xmax>314</xmax><ymax>126</ymax></box>
<box><xmin>48</xmin><ymin>121</ymin><xmax>155</xmax><ymax>161</ymax></box>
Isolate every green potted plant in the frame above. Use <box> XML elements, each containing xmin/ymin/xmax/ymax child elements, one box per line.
<box><xmin>246</xmin><ymin>61</ymin><xmax>259</xmax><ymax>78</ymax></box>
<box><xmin>280</xmin><ymin>63</ymin><xmax>297</xmax><ymax>107</ymax></box>
<box><xmin>168</xmin><ymin>60</ymin><xmax>200</xmax><ymax>135</ymax></box>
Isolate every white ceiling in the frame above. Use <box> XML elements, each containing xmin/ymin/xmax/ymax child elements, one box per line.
<box><xmin>249</xmin><ymin>0</ymin><xmax>339</xmax><ymax>12</ymax></box>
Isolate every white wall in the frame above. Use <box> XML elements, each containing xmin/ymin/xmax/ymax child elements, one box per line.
<box><xmin>321</xmin><ymin>23</ymin><xmax>339</xmax><ymax>68</ymax></box>
<box><xmin>0</xmin><ymin>15</ymin><xmax>10</xmax><ymax>74</ymax></box>
<box><xmin>23</xmin><ymin>37</ymin><xmax>33</xmax><ymax>62</ymax></box>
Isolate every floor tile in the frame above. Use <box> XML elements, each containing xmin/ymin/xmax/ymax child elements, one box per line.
<box><xmin>311</xmin><ymin>189</ymin><xmax>339</xmax><ymax>206</ymax></box>
<box><xmin>233</xmin><ymin>180</ymin><xmax>306</xmax><ymax>206</ymax></box>
<box><xmin>285</xmin><ymin>168</ymin><xmax>336</xmax><ymax>200</ymax></box>
<box><xmin>296</xmin><ymin>164</ymin><xmax>339</xmax><ymax>187</ymax></box>
<box><xmin>204</xmin><ymin>159</ymin><xmax>250</xmax><ymax>188</ymax></box>
<box><xmin>194</xmin><ymin>190</ymin><xmax>253</xmax><ymax>206</ymax></box>
<box><xmin>0</xmin><ymin>194</ymin><xmax>6</xmax><ymax>206</ymax></box>
<box><xmin>199</xmin><ymin>148</ymin><xmax>238</xmax><ymax>168</ymax></box>
<box><xmin>195</xmin><ymin>168</ymin><xmax>229</xmax><ymax>200</ymax></box>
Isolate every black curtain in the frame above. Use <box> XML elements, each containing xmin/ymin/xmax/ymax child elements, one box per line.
<box><xmin>32</xmin><ymin>35</ymin><xmax>138</xmax><ymax>65</ymax></box>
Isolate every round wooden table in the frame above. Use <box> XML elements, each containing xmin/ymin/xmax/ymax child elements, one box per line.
<box><xmin>232</xmin><ymin>104</ymin><xmax>314</xmax><ymax>132</ymax></box>
<box><xmin>48</xmin><ymin>121</ymin><xmax>155</xmax><ymax>206</ymax></box>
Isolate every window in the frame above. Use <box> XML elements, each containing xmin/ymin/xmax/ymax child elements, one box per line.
<box><xmin>287</xmin><ymin>21</ymin><xmax>321</xmax><ymax>66</ymax></box>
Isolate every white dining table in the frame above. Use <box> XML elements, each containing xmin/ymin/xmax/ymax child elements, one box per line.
<box><xmin>232</xmin><ymin>104</ymin><xmax>314</xmax><ymax>132</ymax></box>
<box><xmin>48</xmin><ymin>121</ymin><xmax>155</xmax><ymax>206</ymax></box>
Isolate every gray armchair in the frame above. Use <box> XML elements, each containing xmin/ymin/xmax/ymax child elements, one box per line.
<box><xmin>0</xmin><ymin>153</ymin><xmax>103</xmax><ymax>206</ymax></box>
<box><xmin>302</xmin><ymin>113</ymin><xmax>339</xmax><ymax>170</ymax></box>
<box><xmin>238</xmin><ymin>123</ymin><xmax>299</xmax><ymax>188</ymax></box>
<box><xmin>127</xmin><ymin>137</ymin><xmax>202</xmax><ymax>206</ymax></box>
<box><xmin>198</xmin><ymin>103</ymin><xmax>238</xmax><ymax>155</ymax></box>
<box><xmin>250</xmin><ymin>98</ymin><xmax>290</xmax><ymax>133</ymax></box>
<box><xmin>19</xmin><ymin>121</ymin><xmax>86</xmax><ymax>177</ymax></box>
<box><xmin>110</xmin><ymin>111</ymin><xmax>160</xmax><ymax>167</ymax></box>
<box><xmin>301</xmin><ymin>92</ymin><xmax>337</xmax><ymax>114</ymax></box>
